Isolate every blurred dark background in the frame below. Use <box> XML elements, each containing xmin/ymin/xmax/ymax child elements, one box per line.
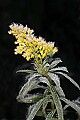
<box><xmin>0</xmin><ymin>0</ymin><xmax>80</xmax><ymax>119</ymax></box>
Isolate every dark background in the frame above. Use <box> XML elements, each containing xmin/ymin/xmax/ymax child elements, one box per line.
<box><xmin>0</xmin><ymin>0</ymin><xmax>80</xmax><ymax>119</ymax></box>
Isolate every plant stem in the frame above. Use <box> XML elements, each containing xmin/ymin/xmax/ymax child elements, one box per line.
<box><xmin>51</xmin><ymin>100</ymin><xmax>54</xmax><ymax>111</ymax></box>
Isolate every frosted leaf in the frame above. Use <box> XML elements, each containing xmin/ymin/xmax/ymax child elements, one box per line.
<box><xmin>17</xmin><ymin>94</ymin><xmax>42</xmax><ymax>103</ymax></box>
<box><xmin>55</xmin><ymin>86</ymin><xmax>65</xmax><ymax>97</ymax></box>
<box><xmin>26</xmin><ymin>98</ymin><xmax>45</xmax><ymax>120</ymax></box>
<box><xmin>39</xmin><ymin>77</ymin><xmax>50</xmax><ymax>86</ymax></box>
<box><xmin>49</xmin><ymin>67</ymin><xmax>68</xmax><ymax>73</ymax></box>
<box><xmin>55</xmin><ymin>72</ymin><xmax>80</xmax><ymax>90</ymax></box>
<box><xmin>28</xmin><ymin>73</ymin><xmax>41</xmax><ymax>82</ymax></box>
<box><xmin>60</xmin><ymin>97</ymin><xmax>80</xmax><ymax>116</ymax></box>
<box><xmin>50</xmin><ymin>58</ymin><xmax>62</xmax><ymax>68</ymax></box>
<box><xmin>48</xmin><ymin>72</ymin><xmax>60</xmax><ymax>86</ymax></box>
<box><xmin>16</xmin><ymin>69</ymin><xmax>36</xmax><ymax>73</ymax></box>
<box><xmin>50</xmin><ymin>85</ymin><xmax>64</xmax><ymax>120</ymax></box>
<box><xmin>17</xmin><ymin>80</ymin><xmax>39</xmax><ymax>98</ymax></box>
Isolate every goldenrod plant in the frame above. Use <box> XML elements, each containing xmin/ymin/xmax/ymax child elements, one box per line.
<box><xmin>8</xmin><ymin>23</ymin><xmax>80</xmax><ymax>120</ymax></box>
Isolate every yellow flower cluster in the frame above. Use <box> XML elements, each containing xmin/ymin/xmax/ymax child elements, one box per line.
<box><xmin>8</xmin><ymin>23</ymin><xmax>58</xmax><ymax>61</ymax></box>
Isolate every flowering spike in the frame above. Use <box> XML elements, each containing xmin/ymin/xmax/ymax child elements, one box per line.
<box><xmin>8</xmin><ymin>23</ymin><xmax>58</xmax><ymax>62</ymax></box>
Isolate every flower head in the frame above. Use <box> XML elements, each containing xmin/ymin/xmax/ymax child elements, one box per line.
<box><xmin>8</xmin><ymin>23</ymin><xmax>58</xmax><ymax>62</ymax></box>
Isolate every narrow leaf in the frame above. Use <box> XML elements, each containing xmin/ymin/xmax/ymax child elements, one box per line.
<box><xmin>16</xmin><ymin>69</ymin><xmax>36</xmax><ymax>73</ymax></box>
<box><xmin>72</xmin><ymin>97</ymin><xmax>80</xmax><ymax>106</ymax></box>
<box><xmin>60</xmin><ymin>97</ymin><xmax>80</xmax><ymax>116</ymax></box>
<box><xmin>50</xmin><ymin>58</ymin><xmax>62</xmax><ymax>68</ymax></box>
<box><xmin>43</xmin><ymin>59</ymin><xmax>47</xmax><ymax>66</ymax></box>
<box><xmin>18</xmin><ymin>80</ymin><xmax>39</xmax><ymax>98</ymax></box>
<box><xmin>46</xmin><ymin>111</ymin><xmax>58</xmax><ymax>120</ymax></box>
<box><xmin>28</xmin><ymin>73</ymin><xmax>41</xmax><ymax>82</ymax></box>
<box><xmin>44</xmin><ymin>63</ymin><xmax>50</xmax><ymax>68</ymax></box>
<box><xmin>26</xmin><ymin>98</ymin><xmax>44</xmax><ymax>120</ymax></box>
<box><xmin>43</xmin><ymin>95</ymin><xmax>51</xmax><ymax>108</ymax></box>
<box><xmin>55</xmin><ymin>72</ymin><xmax>80</xmax><ymax>90</ymax></box>
<box><xmin>50</xmin><ymin>85</ymin><xmax>64</xmax><ymax>120</ymax></box>
<box><xmin>44</xmin><ymin>87</ymin><xmax>50</xmax><ymax>96</ymax></box>
<box><xmin>49</xmin><ymin>67</ymin><xmax>68</xmax><ymax>73</ymax></box>
<box><xmin>43</xmin><ymin>63</ymin><xmax>50</xmax><ymax>73</ymax></box>
<box><xmin>48</xmin><ymin>72</ymin><xmax>60</xmax><ymax>86</ymax></box>
<box><xmin>55</xmin><ymin>86</ymin><xmax>65</xmax><ymax>97</ymax></box>
<box><xmin>36</xmin><ymin>85</ymin><xmax>46</xmax><ymax>89</ymax></box>
<box><xmin>63</xmin><ymin>104</ymin><xmax>69</xmax><ymax>110</ymax></box>
<box><xmin>17</xmin><ymin>94</ymin><xmax>42</xmax><ymax>103</ymax></box>
<box><xmin>42</xmin><ymin>95</ymin><xmax>52</xmax><ymax>117</ymax></box>
<box><xmin>39</xmin><ymin>77</ymin><xmax>50</xmax><ymax>86</ymax></box>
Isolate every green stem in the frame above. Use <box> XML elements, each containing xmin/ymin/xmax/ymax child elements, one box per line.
<box><xmin>51</xmin><ymin>100</ymin><xmax>54</xmax><ymax>111</ymax></box>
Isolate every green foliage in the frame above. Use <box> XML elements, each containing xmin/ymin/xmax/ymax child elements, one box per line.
<box><xmin>26</xmin><ymin>98</ymin><xmax>44</xmax><ymax>120</ymax></box>
<box><xmin>50</xmin><ymin>85</ymin><xmax>64</xmax><ymax>120</ymax></box>
<box><xmin>16</xmin><ymin>58</ymin><xmax>80</xmax><ymax>120</ymax></box>
<box><xmin>16</xmin><ymin>69</ymin><xmax>36</xmax><ymax>73</ymax></box>
<box><xmin>60</xmin><ymin>97</ymin><xmax>80</xmax><ymax>116</ymax></box>
<box><xmin>55</xmin><ymin>72</ymin><xmax>80</xmax><ymax>90</ymax></box>
<box><xmin>46</xmin><ymin>111</ymin><xmax>58</xmax><ymax>120</ymax></box>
